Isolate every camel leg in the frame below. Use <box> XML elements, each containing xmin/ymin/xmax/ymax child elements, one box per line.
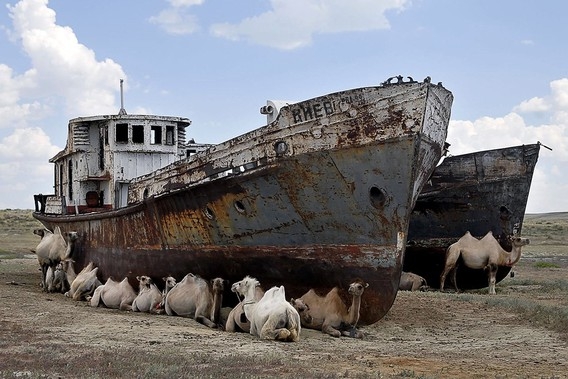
<box><xmin>486</xmin><ymin>263</ymin><xmax>498</xmax><ymax>295</ymax></box>
<box><xmin>322</xmin><ymin>323</ymin><xmax>342</xmax><ymax>338</ymax></box>
<box><xmin>440</xmin><ymin>247</ymin><xmax>460</xmax><ymax>292</ymax></box>
<box><xmin>40</xmin><ymin>264</ymin><xmax>49</xmax><ymax>291</ymax></box>
<box><xmin>195</xmin><ymin>314</ymin><xmax>217</xmax><ymax>328</ymax></box>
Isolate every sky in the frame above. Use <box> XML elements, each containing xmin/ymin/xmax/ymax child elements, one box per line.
<box><xmin>0</xmin><ymin>0</ymin><xmax>567</xmax><ymax>213</ymax></box>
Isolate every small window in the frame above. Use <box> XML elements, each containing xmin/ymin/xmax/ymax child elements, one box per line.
<box><xmin>151</xmin><ymin>125</ymin><xmax>162</xmax><ymax>145</ymax></box>
<box><xmin>132</xmin><ymin>125</ymin><xmax>144</xmax><ymax>144</ymax></box>
<box><xmin>116</xmin><ymin>123</ymin><xmax>128</xmax><ymax>143</ymax></box>
<box><xmin>166</xmin><ymin>125</ymin><xmax>175</xmax><ymax>145</ymax></box>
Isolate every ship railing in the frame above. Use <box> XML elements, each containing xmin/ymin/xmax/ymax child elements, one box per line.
<box><xmin>33</xmin><ymin>194</ymin><xmax>66</xmax><ymax>215</ymax></box>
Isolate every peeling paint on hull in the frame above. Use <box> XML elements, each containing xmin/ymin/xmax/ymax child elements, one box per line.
<box><xmin>405</xmin><ymin>143</ymin><xmax>541</xmax><ymax>290</ymax></box>
<box><xmin>34</xmin><ymin>79</ymin><xmax>453</xmax><ymax>325</ymax></box>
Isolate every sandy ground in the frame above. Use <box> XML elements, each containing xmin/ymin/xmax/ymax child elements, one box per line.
<box><xmin>1</xmin><ymin>255</ymin><xmax>567</xmax><ymax>378</ymax></box>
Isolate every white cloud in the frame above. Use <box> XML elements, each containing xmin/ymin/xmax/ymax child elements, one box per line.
<box><xmin>0</xmin><ymin>0</ymin><xmax>128</xmax><ymax>208</ymax></box>
<box><xmin>447</xmin><ymin>78</ymin><xmax>568</xmax><ymax>213</ymax></box>
<box><xmin>7</xmin><ymin>0</ymin><xmax>126</xmax><ymax>117</ymax></box>
<box><xmin>210</xmin><ymin>0</ymin><xmax>409</xmax><ymax>50</ymax></box>
<box><xmin>149</xmin><ymin>0</ymin><xmax>204</xmax><ymax>35</ymax></box>
<box><xmin>513</xmin><ymin>97</ymin><xmax>549</xmax><ymax>113</ymax></box>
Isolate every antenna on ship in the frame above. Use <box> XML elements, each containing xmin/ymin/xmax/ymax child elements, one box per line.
<box><xmin>118</xmin><ymin>79</ymin><xmax>127</xmax><ymax>115</ymax></box>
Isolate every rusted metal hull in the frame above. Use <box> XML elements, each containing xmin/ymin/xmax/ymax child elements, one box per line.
<box><xmin>405</xmin><ymin>143</ymin><xmax>541</xmax><ymax>290</ymax></box>
<box><xmin>34</xmin><ymin>80</ymin><xmax>453</xmax><ymax>325</ymax></box>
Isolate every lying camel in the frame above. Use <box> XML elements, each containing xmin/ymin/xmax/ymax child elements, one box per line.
<box><xmin>90</xmin><ymin>277</ymin><xmax>137</xmax><ymax>310</ymax></box>
<box><xmin>65</xmin><ymin>262</ymin><xmax>101</xmax><ymax>301</ymax></box>
<box><xmin>164</xmin><ymin>273</ymin><xmax>225</xmax><ymax>328</ymax></box>
<box><xmin>33</xmin><ymin>227</ymin><xmax>78</xmax><ymax>291</ymax></box>
<box><xmin>440</xmin><ymin>231</ymin><xmax>530</xmax><ymax>294</ymax></box>
<box><xmin>225</xmin><ymin>284</ymin><xmax>265</xmax><ymax>333</ymax></box>
<box><xmin>399</xmin><ymin>271</ymin><xmax>428</xmax><ymax>291</ymax></box>
<box><xmin>132</xmin><ymin>276</ymin><xmax>163</xmax><ymax>313</ymax></box>
<box><xmin>297</xmin><ymin>279</ymin><xmax>368</xmax><ymax>338</ymax></box>
<box><xmin>290</xmin><ymin>298</ymin><xmax>312</xmax><ymax>325</ymax></box>
<box><xmin>231</xmin><ymin>276</ymin><xmax>301</xmax><ymax>342</ymax></box>
<box><xmin>157</xmin><ymin>276</ymin><xmax>177</xmax><ymax>310</ymax></box>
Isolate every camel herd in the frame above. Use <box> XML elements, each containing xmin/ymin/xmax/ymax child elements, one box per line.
<box><xmin>32</xmin><ymin>227</ymin><xmax>529</xmax><ymax>342</ymax></box>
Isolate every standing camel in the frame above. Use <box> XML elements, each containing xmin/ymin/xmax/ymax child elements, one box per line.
<box><xmin>440</xmin><ymin>231</ymin><xmax>530</xmax><ymax>294</ymax></box>
<box><xmin>33</xmin><ymin>227</ymin><xmax>78</xmax><ymax>291</ymax></box>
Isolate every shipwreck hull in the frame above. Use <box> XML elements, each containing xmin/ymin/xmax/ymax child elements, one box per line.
<box><xmin>405</xmin><ymin>143</ymin><xmax>541</xmax><ymax>289</ymax></box>
<box><xmin>34</xmin><ymin>79</ymin><xmax>453</xmax><ymax>324</ymax></box>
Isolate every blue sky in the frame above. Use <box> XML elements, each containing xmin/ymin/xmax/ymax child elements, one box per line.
<box><xmin>1</xmin><ymin>0</ymin><xmax>567</xmax><ymax>213</ymax></box>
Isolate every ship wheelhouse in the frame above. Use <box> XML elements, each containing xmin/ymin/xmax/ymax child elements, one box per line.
<box><xmin>35</xmin><ymin>114</ymin><xmax>193</xmax><ymax>215</ymax></box>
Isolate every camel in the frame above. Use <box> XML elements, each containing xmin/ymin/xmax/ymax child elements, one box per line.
<box><xmin>132</xmin><ymin>276</ymin><xmax>163</xmax><ymax>313</ymax></box>
<box><xmin>164</xmin><ymin>273</ymin><xmax>225</xmax><ymax>328</ymax></box>
<box><xmin>90</xmin><ymin>277</ymin><xmax>137</xmax><ymax>310</ymax></box>
<box><xmin>297</xmin><ymin>279</ymin><xmax>368</xmax><ymax>338</ymax></box>
<box><xmin>231</xmin><ymin>276</ymin><xmax>301</xmax><ymax>342</ymax></box>
<box><xmin>399</xmin><ymin>271</ymin><xmax>428</xmax><ymax>291</ymax></box>
<box><xmin>46</xmin><ymin>262</ymin><xmax>69</xmax><ymax>294</ymax></box>
<box><xmin>440</xmin><ymin>231</ymin><xmax>530</xmax><ymax>294</ymax></box>
<box><xmin>290</xmin><ymin>298</ymin><xmax>312</xmax><ymax>325</ymax></box>
<box><xmin>33</xmin><ymin>227</ymin><xmax>78</xmax><ymax>291</ymax></box>
<box><xmin>155</xmin><ymin>276</ymin><xmax>177</xmax><ymax>311</ymax></box>
<box><xmin>65</xmin><ymin>262</ymin><xmax>101</xmax><ymax>301</ymax></box>
<box><xmin>225</xmin><ymin>284</ymin><xmax>265</xmax><ymax>333</ymax></box>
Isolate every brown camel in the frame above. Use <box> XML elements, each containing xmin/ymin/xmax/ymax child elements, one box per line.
<box><xmin>164</xmin><ymin>273</ymin><xmax>225</xmax><ymax>328</ymax></box>
<box><xmin>298</xmin><ymin>279</ymin><xmax>368</xmax><ymax>338</ymax></box>
<box><xmin>90</xmin><ymin>277</ymin><xmax>137</xmax><ymax>310</ymax></box>
<box><xmin>33</xmin><ymin>227</ymin><xmax>78</xmax><ymax>291</ymax></box>
<box><xmin>399</xmin><ymin>271</ymin><xmax>428</xmax><ymax>291</ymax></box>
<box><xmin>440</xmin><ymin>231</ymin><xmax>530</xmax><ymax>294</ymax></box>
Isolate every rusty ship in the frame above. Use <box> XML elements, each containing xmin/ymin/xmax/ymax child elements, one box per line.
<box><xmin>33</xmin><ymin>76</ymin><xmax>453</xmax><ymax>324</ymax></box>
<box><xmin>405</xmin><ymin>142</ymin><xmax>543</xmax><ymax>290</ymax></box>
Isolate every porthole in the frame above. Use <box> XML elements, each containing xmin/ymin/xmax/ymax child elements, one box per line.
<box><xmin>204</xmin><ymin>207</ymin><xmax>214</xmax><ymax>219</ymax></box>
<box><xmin>234</xmin><ymin>200</ymin><xmax>246</xmax><ymax>214</ymax></box>
<box><xmin>274</xmin><ymin>141</ymin><xmax>288</xmax><ymax>156</ymax></box>
<box><xmin>369</xmin><ymin>186</ymin><xmax>386</xmax><ymax>209</ymax></box>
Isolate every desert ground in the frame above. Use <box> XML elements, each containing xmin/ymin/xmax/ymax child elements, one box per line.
<box><xmin>1</xmin><ymin>210</ymin><xmax>567</xmax><ymax>378</ymax></box>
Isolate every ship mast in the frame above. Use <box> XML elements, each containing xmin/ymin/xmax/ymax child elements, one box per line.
<box><xmin>118</xmin><ymin>79</ymin><xmax>127</xmax><ymax>115</ymax></box>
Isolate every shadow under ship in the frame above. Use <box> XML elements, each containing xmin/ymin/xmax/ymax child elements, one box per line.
<box><xmin>33</xmin><ymin>76</ymin><xmax>453</xmax><ymax>324</ymax></box>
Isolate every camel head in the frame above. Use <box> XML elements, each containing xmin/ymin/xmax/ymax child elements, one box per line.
<box><xmin>137</xmin><ymin>275</ymin><xmax>153</xmax><ymax>289</ymax></box>
<box><xmin>211</xmin><ymin>277</ymin><xmax>226</xmax><ymax>294</ymax></box>
<box><xmin>33</xmin><ymin>228</ymin><xmax>50</xmax><ymax>238</ymax></box>
<box><xmin>231</xmin><ymin>276</ymin><xmax>260</xmax><ymax>299</ymax></box>
<box><xmin>509</xmin><ymin>235</ymin><xmax>530</xmax><ymax>247</ymax></box>
<box><xmin>290</xmin><ymin>298</ymin><xmax>312</xmax><ymax>324</ymax></box>
<box><xmin>348</xmin><ymin>279</ymin><xmax>369</xmax><ymax>297</ymax></box>
<box><xmin>506</xmin><ymin>235</ymin><xmax>530</xmax><ymax>266</ymax></box>
<box><xmin>162</xmin><ymin>276</ymin><xmax>177</xmax><ymax>290</ymax></box>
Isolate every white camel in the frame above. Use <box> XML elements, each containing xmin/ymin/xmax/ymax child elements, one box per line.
<box><xmin>440</xmin><ymin>231</ymin><xmax>530</xmax><ymax>294</ymax></box>
<box><xmin>164</xmin><ymin>273</ymin><xmax>225</xmax><ymax>329</ymax></box>
<box><xmin>65</xmin><ymin>262</ymin><xmax>101</xmax><ymax>301</ymax></box>
<box><xmin>155</xmin><ymin>276</ymin><xmax>177</xmax><ymax>311</ymax></box>
<box><xmin>231</xmin><ymin>276</ymin><xmax>301</xmax><ymax>342</ymax></box>
<box><xmin>225</xmin><ymin>284</ymin><xmax>264</xmax><ymax>333</ymax></box>
<box><xmin>90</xmin><ymin>277</ymin><xmax>137</xmax><ymax>310</ymax></box>
<box><xmin>132</xmin><ymin>276</ymin><xmax>163</xmax><ymax>313</ymax></box>
<box><xmin>296</xmin><ymin>279</ymin><xmax>368</xmax><ymax>338</ymax></box>
<box><xmin>399</xmin><ymin>271</ymin><xmax>428</xmax><ymax>291</ymax></box>
<box><xmin>33</xmin><ymin>227</ymin><xmax>78</xmax><ymax>291</ymax></box>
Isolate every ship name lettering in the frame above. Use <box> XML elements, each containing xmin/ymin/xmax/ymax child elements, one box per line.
<box><xmin>291</xmin><ymin>100</ymin><xmax>335</xmax><ymax>123</ymax></box>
